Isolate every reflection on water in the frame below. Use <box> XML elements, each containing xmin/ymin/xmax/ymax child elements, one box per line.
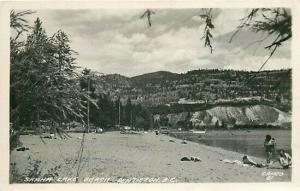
<box><xmin>177</xmin><ymin>130</ymin><xmax>291</xmax><ymax>158</ymax></box>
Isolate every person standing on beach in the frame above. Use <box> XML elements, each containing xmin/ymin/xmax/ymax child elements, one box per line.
<box><xmin>264</xmin><ymin>135</ymin><xmax>276</xmax><ymax>165</ymax></box>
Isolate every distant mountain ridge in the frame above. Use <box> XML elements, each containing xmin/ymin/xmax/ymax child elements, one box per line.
<box><xmin>130</xmin><ymin>71</ymin><xmax>179</xmax><ymax>88</ymax></box>
<box><xmin>97</xmin><ymin>69</ymin><xmax>291</xmax><ymax>111</ymax></box>
<box><xmin>131</xmin><ymin>71</ymin><xmax>178</xmax><ymax>78</ymax></box>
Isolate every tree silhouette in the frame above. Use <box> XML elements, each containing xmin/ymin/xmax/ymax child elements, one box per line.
<box><xmin>140</xmin><ymin>9</ymin><xmax>156</xmax><ymax>27</ymax></box>
<box><xmin>10</xmin><ymin>11</ymin><xmax>96</xmax><ymax>149</ymax></box>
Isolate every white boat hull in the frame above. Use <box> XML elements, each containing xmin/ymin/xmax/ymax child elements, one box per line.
<box><xmin>190</xmin><ymin>130</ymin><xmax>206</xmax><ymax>134</ymax></box>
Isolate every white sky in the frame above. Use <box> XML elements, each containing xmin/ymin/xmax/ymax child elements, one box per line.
<box><xmin>22</xmin><ymin>9</ymin><xmax>291</xmax><ymax>77</ymax></box>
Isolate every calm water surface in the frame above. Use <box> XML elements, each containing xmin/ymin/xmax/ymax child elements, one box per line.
<box><xmin>173</xmin><ymin>130</ymin><xmax>291</xmax><ymax>158</ymax></box>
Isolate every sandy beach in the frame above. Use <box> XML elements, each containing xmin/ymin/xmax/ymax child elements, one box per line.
<box><xmin>10</xmin><ymin>131</ymin><xmax>291</xmax><ymax>183</ymax></box>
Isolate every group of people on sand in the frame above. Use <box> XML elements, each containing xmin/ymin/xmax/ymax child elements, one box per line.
<box><xmin>221</xmin><ymin>134</ymin><xmax>292</xmax><ymax>169</ymax></box>
<box><xmin>264</xmin><ymin>134</ymin><xmax>292</xmax><ymax>169</ymax></box>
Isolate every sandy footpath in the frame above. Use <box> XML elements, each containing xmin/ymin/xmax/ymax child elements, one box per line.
<box><xmin>10</xmin><ymin>131</ymin><xmax>291</xmax><ymax>183</ymax></box>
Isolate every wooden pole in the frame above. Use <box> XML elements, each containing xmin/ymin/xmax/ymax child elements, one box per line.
<box><xmin>87</xmin><ymin>76</ymin><xmax>90</xmax><ymax>133</ymax></box>
<box><xmin>130</xmin><ymin>110</ymin><xmax>133</xmax><ymax>128</ymax></box>
<box><xmin>118</xmin><ymin>100</ymin><xmax>121</xmax><ymax>126</ymax></box>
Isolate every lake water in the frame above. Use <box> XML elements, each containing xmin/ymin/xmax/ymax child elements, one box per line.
<box><xmin>171</xmin><ymin>129</ymin><xmax>291</xmax><ymax>158</ymax></box>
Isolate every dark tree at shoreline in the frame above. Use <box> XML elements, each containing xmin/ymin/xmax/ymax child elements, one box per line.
<box><xmin>10</xmin><ymin>12</ymin><xmax>96</xmax><ymax>150</ymax></box>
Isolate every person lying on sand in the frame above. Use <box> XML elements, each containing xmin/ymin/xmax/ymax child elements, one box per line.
<box><xmin>242</xmin><ymin>155</ymin><xmax>265</xmax><ymax>168</ymax></box>
<box><xmin>221</xmin><ymin>159</ymin><xmax>245</xmax><ymax>166</ymax></box>
<box><xmin>181</xmin><ymin>157</ymin><xmax>191</xmax><ymax>161</ymax></box>
<box><xmin>182</xmin><ymin>139</ymin><xmax>187</xmax><ymax>144</ymax></box>
<box><xmin>221</xmin><ymin>155</ymin><xmax>265</xmax><ymax>168</ymax></box>
<box><xmin>42</xmin><ymin>134</ymin><xmax>57</xmax><ymax>139</ymax></box>
<box><xmin>181</xmin><ymin>156</ymin><xmax>202</xmax><ymax>162</ymax></box>
<box><xmin>191</xmin><ymin>156</ymin><xmax>202</xmax><ymax>162</ymax></box>
<box><xmin>16</xmin><ymin>146</ymin><xmax>30</xmax><ymax>151</ymax></box>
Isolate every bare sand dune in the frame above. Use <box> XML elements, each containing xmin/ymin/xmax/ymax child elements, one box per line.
<box><xmin>10</xmin><ymin>131</ymin><xmax>291</xmax><ymax>183</ymax></box>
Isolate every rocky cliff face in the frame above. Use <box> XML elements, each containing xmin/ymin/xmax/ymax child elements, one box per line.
<box><xmin>164</xmin><ymin>105</ymin><xmax>291</xmax><ymax>128</ymax></box>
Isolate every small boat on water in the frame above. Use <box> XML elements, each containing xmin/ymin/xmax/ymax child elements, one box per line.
<box><xmin>172</xmin><ymin>130</ymin><xmax>206</xmax><ymax>134</ymax></box>
<box><xmin>190</xmin><ymin>130</ymin><xmax>206</xmax><ymax>134</ymax></box>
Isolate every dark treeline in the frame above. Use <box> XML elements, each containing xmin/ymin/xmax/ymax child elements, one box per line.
<box><xmin>10</xmin><ymin>13</ymin><xmax>90</xmax><ymax>150</ymax></box>
<box><xmin>89</xmin><ymin>96</ymin><xmax>153</xmax><ymax>131</ymax></box>
<box><xmin>80</xmin><ymin>68</ymin><xmax>153</xmax><ymax>131</ymax></box>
